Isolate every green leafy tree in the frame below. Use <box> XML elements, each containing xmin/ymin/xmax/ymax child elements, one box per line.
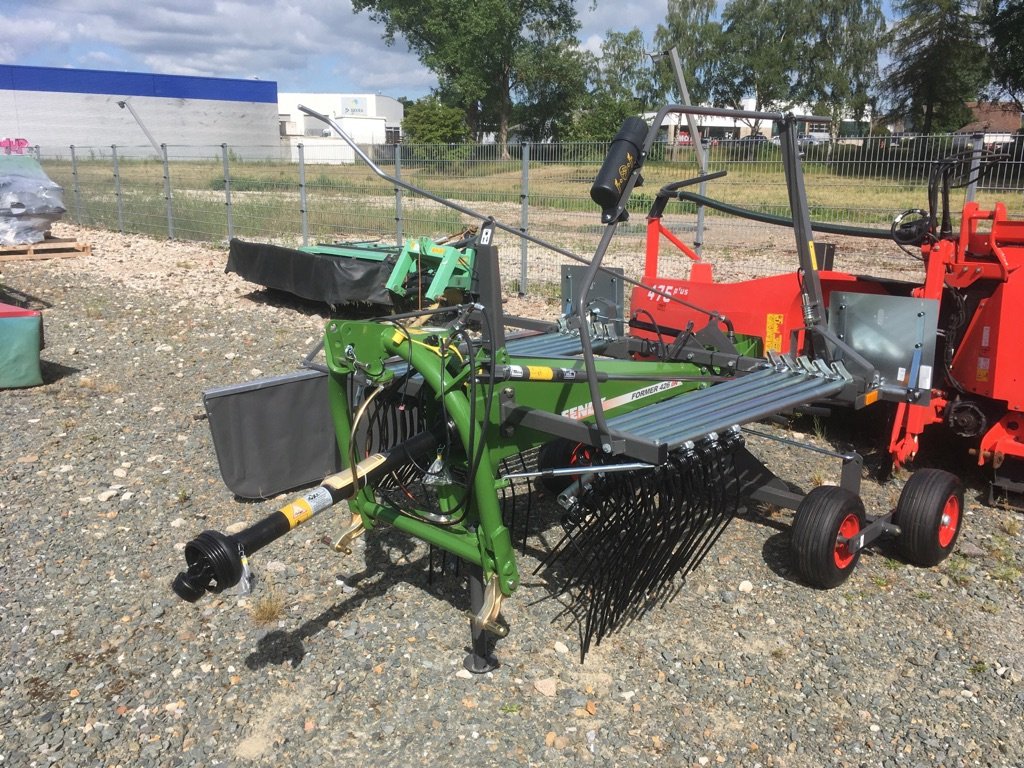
<box><xmin>351</xmin><ymin>0</ymin><xmax>579</xmax><ymax>156</ymax></box>
<box><xmin>402</xmin><ymin>97</ymin><xmax>471</xmax><ymax>144</ymax></box>
<box><xmin>712</xmin><ymin>0</ymin><xmax>805</xmax><ymax>135</ymax></box>
<box><xmin>657</xmin><ymin>0</ymin><xmax>882</xmax><ymax>141</ymax></box>
<box><xmin>987</xmin><ymin>0</ymin><xmax>1024</xmax><ymax>109</ymax></box>
<box><xmin>794</xmin><ymin>1</ymin><xmax>885</xmax><ymax>138</ymax></box>
<box><xmin>653</xmin><ymin>0</ymin><xmax>722</xmax><ymax>106</ymax></box>
<box><xmin>513</xmin><ymin>33</ymin><xmax>589</xmax><ymax>141</ymax></box>
<box><xmin>566</xmin><ymin>28</ymin><xmax>658</xmax><ymax>141</ymax></box>
<box><xmin>882</xmin><ymin>0</ymin><xmax>990</xmax><ymax>133</ymax></box>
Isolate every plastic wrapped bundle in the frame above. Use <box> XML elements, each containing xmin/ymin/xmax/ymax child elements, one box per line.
<box><xmin>0</xmin><ymin>155</ymin><xmax>66</xmax><ymax>246</ymax></box>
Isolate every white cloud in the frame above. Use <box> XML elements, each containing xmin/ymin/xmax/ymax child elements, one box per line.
<box><xmin>3</xmin><ymin>0</ymin><xmax>677</xmax><ymax>98</ymax></box>
<box><xmin>3</xmin><ymin>0</ymin><xmax>437</xmax><ymax>96</ymax></box>
<box><xmin>575</xmin><ymin>0</ymin><xmax>667</xmax><ymax>47</ymax></box>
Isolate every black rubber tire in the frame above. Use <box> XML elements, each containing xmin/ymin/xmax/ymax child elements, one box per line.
<box><xmin>536</xmin><ymin>438</ymin><xmax>595</xmax><ymax>494</ymax></box>
<box><xmin>791</xmin><ymin>486</ymin><xmax>866</xmax><ymax>589</ymax></box>
<box><xmin>892</xmin><ymin>468</ymin><xmax>964</xmax><ymax>567</ymax></box>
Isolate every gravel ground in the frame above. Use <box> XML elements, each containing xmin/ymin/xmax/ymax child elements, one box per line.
<box><xmin>2</xmin><ymin>224</ymin><xmax>1023</xmax><ymax>768</ymax></box>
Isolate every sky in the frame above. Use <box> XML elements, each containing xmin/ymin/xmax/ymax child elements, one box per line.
<box><xmin>1</xmin><ymin>0</ymin><xmax>668</xmax><ymax>99</ymax></box>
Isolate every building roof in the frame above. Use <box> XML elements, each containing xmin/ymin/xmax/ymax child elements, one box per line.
<box><xmin>961</xmin><ymin>101</ymin><xmax>1022</xmax><ymax>134</ymax></box>
<box><xmin>0</xmin><ymin>64</ymin><xmax>277</xmax><ymax>104</ymax></box>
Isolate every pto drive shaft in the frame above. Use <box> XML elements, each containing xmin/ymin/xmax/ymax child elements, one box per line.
<box><xmin>171</xmin><ymin>430</ymin><xmax>438</xmax><ymax>602</ymax></box>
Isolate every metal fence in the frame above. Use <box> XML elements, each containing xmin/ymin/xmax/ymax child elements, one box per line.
<box><xmin>36</xmin><ymin>133</ymin><xmax>1024</xmax><ymax>292</ymax></box>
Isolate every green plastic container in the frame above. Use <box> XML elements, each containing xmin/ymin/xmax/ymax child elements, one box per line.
<box><xmin>0</xmin><ymin>304</ymin><xmax>43</xmax><ymax>388</ymax></box>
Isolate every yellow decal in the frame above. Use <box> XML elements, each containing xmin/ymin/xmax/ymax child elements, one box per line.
<box><xmin>809</xmin><ymin>241</ymin><xmax>818</xmax><ymax>271</ymax></box>
<box><xmin>977</xmin><ymin>356</ymin><xmax>990</xmax><ymax>382</ymax></box>
<box><xmin>281</xmin><ymin>499</ymin><xmax>314</xmax><ymax>528</ymax></box>
<box><xmin>613</xmin><ymin>152</ymin><xmax>635</xmax><ymax>193</ymax></box>
<box><xmin>765</xmin><ymin>313</ymin><xmax>784</xmax><ymax>353</ymax></box>
<box><xmin>527</xmin><ymin>366</ymin><xmax>554</xmax><ymax>381</ymax></box>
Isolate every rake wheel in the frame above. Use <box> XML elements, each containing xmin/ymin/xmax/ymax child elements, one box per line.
<box><xmin>792</xmin><ymin>486</ymin><xmax>866</xmax><ymax>589</ymax></box>
<box><xmin>893</xmin><ymin>468</ymin><xmax>963</xmax><ymax>567</ymax></box>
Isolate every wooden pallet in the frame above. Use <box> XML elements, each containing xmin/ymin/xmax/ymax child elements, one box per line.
<box><xmin>0</xmin><ymin>238</ymin><xmax>91</xmax><ymax>262</ymax></box>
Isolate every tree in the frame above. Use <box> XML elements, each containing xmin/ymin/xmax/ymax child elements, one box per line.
<box><xmin>653</xmin><ymin>0</ymin><xmax>722</xmax><ymax>106</ymax></box>
<box><xmin>565</xmin><ymin>29</ymin><xmax>659</xmax><ymax>141</ymax></box>
<box><xmin>881</xmin><ymin>0</ymin><xmax>990</xmax><ymax>133</ymax></box>
<box><xmin>793</xmin><ymin>1</ymin><xmax>885</xmax><ymax>138</ymax></box>
<box><xmin>513</xmin><ymin>32</ymin><xmax>589</xmax><ymax>142</ymax></box>
<box><xmin>987</xmin><ymin>0</ymin><xmax>1024</xmax><ymax>110</ymax></box>
<box><xmin>402</xmin><ymin>97</ymin><xmax>471</xmax><ymax>144</ymax></box>
<box><xmin>711</xmin><ymin>0</ymin><xmax>806</xmax><ymax>135</ymax></box>
<box><xmin>351</xmin><ymin>0</ymin><xmax>580</xmax><ymax>156</ymax></box>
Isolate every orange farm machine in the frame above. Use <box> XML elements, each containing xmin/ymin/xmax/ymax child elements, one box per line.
<box><xmin>631</xmin><ymin>145</ymin><xmax>1024</xmax><ymax>503</ymax></box>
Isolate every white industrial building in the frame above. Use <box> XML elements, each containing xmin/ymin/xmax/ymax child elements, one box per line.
<box><xmin>1</xmin><ymin>64</ymin><xmax>280</xmax><ymax>159</ymax></box>
<box><xmin>278</xmin><ymin>92</ymin><xmax>403</xmax><ymax>163</ymax></box>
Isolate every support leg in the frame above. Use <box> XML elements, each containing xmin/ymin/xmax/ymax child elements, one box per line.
<box><xmin>463</xmin><ymin>562</ymin><xmax>499</xmax><ymax>673</ymax></box>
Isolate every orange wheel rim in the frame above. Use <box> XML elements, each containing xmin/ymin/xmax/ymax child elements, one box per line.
<box><xmin>834</xmin><ymin>513</ymin><xmax>860</xmax><ymax>569</ymax></box>
<box><xmin>937</xmin><ymin>495</ymin><xmax>960</xmax><ymax>548</ymax></box>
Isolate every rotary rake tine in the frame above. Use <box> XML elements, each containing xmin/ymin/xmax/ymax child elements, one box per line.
<box><xmin>540</xmin><ymin>431</ymin><xmax>744</xmax><ymax>659</ymax></box>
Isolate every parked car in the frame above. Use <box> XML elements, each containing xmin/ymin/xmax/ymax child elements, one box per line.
<box><xmin>772</xmin><ymin>134</ymin><xmax>815</xmax><ymax>147</ymax></box>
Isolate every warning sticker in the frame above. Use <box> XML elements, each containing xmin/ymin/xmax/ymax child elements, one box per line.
<box><xmin>281</xmin><ymin>499</ymin><xmax>314</xmax><ymax>528</ymax></box>
<box><xmin>977</xmin><ymin>357</ymin><xmax>990</xmax><ymax>382</ymax></box>
<box><xmin>765</xmin><ymin>313</ymin><xmax>784</xmax><ymax>353</ymax></box>
<box><xmin>527</xmin><ymin>366</ymin><xmax>554</xmax><ymax>381</ymax></box>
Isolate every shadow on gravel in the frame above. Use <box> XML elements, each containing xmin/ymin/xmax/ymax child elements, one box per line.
<box><xmin>760</xmin><ymin>529</ymin><xmax>802</xmax><ymax>585</ymax></box>
<box><xmin>39</xmin><ymin>359</ymin><xmax>79</xmax><ymax>384</ymax></box>
<box><xmin>242</xmin><ymin>288</ymin><xmax>386</xmax><ymax>320</ymax></box>
<box><xmin>0</xmin><ymin>284</ymin><xmax>52</xmax><ymax>311</ymax></box>
<box><xmin>244</xmin><ymin>528</ymin><xmax>470</xmax><ymax>670</ymax></box>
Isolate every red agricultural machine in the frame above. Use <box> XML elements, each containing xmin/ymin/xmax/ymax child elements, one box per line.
<box><xmin>631</xmin><ymin>148</ymin><xmax>1024</xmax><ymax>503</ymax></box>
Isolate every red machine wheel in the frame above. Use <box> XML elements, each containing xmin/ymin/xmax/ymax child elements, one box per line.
<box><xmin>893</xmin><ymin>468</ymin><xmax>964</xmax><ymax>567</ymax></box>
<box><xmin>791</xmin><ymin>486</ymin><xmax>866</xmax><ymax>588</ymax></box>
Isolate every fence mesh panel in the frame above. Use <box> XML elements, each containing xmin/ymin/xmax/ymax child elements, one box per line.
<box><xmin>37</xmin><ymin>135</ymin><xmax>1023</xmax><ymax>295</ymax></box>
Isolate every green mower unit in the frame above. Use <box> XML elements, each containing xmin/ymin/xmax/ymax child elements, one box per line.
<box><xmin>225</xmin><ymin>233</ymin><xmax>475</xmax><ymax>310</ymax></box>
<box><xmin>302</xmin><ymin>235</ymin><xmax>475</xmax><ymax>305</ymax></box>
<box><xmin>175</xmin><ymin>103</ymin><xmax>965</xmax><ymax>670</ymax></box>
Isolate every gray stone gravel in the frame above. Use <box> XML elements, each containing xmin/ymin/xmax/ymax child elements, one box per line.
<box><xmin>1</xmin><ymin>228</ymin><xmax>1023</xmax><ymax>768</ymax></box>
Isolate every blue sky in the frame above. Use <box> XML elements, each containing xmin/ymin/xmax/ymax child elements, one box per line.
<box><xmin>1</xmin><ymin>0</ymin><xmax>669</xmax><ymax>98</ymax></box>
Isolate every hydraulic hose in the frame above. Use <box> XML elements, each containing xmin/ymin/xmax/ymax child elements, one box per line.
<box><xmin>675</xmin><ymin>192</ymin><xmax>892</xmax><ymax>240</ymax></box>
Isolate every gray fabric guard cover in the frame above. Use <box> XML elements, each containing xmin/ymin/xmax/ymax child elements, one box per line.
<box><xmin>203</xmin><ymin>368</ymin><xmax>342</xmax><ymax>498</ymax></box>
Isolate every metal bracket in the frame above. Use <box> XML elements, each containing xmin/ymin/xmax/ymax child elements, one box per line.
<box><xmin>468</xmin><ymin>575</ymin><xmax>509</xmax><ymax>638</ymax></box>
<box><xmin>322</xmin><ymin>512</ymin><xmax>366</xmax><ymax>554</ymax></box>
<box><xmin>842</xmin><ymin>518</ymin><xmax>900</xmax><ymax>554</ymax></box>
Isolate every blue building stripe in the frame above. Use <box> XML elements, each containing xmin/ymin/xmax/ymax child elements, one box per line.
<box><xmin>1</xmin><ymin>64</ymin><xmax>277</xmax><ymax>103</ymax></box>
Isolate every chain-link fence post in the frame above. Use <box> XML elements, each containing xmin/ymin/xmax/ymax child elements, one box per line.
<box><xmin>519</xmin><ymin>142</ymin><xmax>530</xmax><ymax>295</ymax></box>
<box><xmin>221</xmin><ymin>143</ymin><xmax>234</xmax><ymax>241</ymax></box>
<box><xmin>70</xmin><ymin>145</ymin><xmax>83</xmax><ymax>225</ymax></box>
<box><xmin>966</xmin><ymin>132</ymin><xmax>984</xmax><ymax>203</ymax></box>
<box><xmin>112</xmin><ymin>145</ymin><xmax>125</xmax><ymax>234</ymax></box>
<box><xmin>298</xmin><ymin>143</ymin><xmax>309</xmax><ymax>246</ymax></box>
<box><xmin>395</xmin><ymin>146</ymin><xmax>404</xmax><ymax>245</ymax></box>
<box><xmin>161</xmin><ymin>144</ymin><xmax>175</xmax><ymax>239</ymax></box>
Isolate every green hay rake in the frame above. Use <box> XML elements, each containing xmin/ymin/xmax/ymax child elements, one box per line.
<box><xmin>173</xmin><ymin>104</ymin><xmax>963</xmax><ymax>669</ymax></box>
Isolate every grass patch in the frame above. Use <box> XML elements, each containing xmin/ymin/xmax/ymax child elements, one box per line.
<box><xmin>250</xmin><ymin>585</ymin><xmax>286</xmax><ymax>624</ymax></box>
<box><xmin>942</xmin><ymin>554</ymin><xmax>972</xmax><ymax>586</ymax></box>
